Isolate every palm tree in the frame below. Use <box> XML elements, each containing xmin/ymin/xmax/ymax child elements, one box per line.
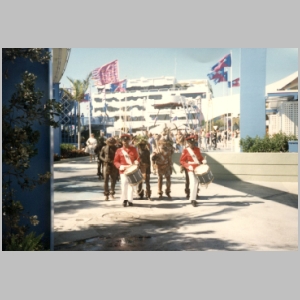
<box><xmin>62</xmin><ymin>73</ymin><xmax>92</xmax><ymax>149</ymax></box>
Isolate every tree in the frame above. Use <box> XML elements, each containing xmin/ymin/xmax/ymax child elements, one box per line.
<box><xmin>2</xmin><ymin>48</ymin><xmax>63</xmax><ymax>250</ymax></box>
<box><xmin>61</xmin><ymin>74</ymin><xmax>92</xmax><ymax>149</ymax></box>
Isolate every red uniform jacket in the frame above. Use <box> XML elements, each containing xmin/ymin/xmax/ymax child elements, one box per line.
<box><xmin>114</xmin><ymin>146</ymin><xmax>140</xmax><ymax>174</ymax></box>
<box><xmin>180</xmin><ymin>146</ymin><xmax>204</xmax><ymax>172</ymax></box>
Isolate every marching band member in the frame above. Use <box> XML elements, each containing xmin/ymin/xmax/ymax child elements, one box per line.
<box><xmin>180</xmin><ymin>135</ymin><xmax>206</xmax><ymax>207</ymax></box>
<box><xmin>113</xmin><ymin>134</ymin><xmax>140</xmax><ymax>207</ymax></box>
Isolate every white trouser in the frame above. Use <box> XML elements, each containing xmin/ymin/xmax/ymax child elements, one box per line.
<box><xmin>120</xmin><ymin>174</ymin><xmax>133</xmax><ymax>202</ymax></box>
<box><xmin>188</xmin><ymin>171</ymin><xmax>199</xmax><ymax>201</ymax></box>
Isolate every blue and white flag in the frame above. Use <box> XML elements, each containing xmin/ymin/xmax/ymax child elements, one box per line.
<box><xmin>110</xmin><ymin>79</ymin><xmax>127</xmax><ymax>92</ymax></box>
<box><xmin>211</xmin><ymin>53</ymin><xmax>231</xmax><ymax>71</ymax></box>
<box><xmin>81</xmin><ymin>93</ymin><xmax>91</xmax><ymax>102</ymax></box>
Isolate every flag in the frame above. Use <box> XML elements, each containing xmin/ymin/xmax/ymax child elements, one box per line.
<box><xmin>81</xmin><ymin>93</ymin><xmax>90</xmax><ymax>102</ymax></box>
<box><xmin>233</xmin><ymin>78</ymin><xmax>240</xmax><ymax>87</ymax></box>
<box><xmin>213</xmin><ymin>72</ymin><xmax>228</xmax><ymax>84</ymax></box>
<box><xmin>207</xmin><ymin>69</ymin><xmax>228</xmax><ymax>82</ymax></box>
<box><xmin>211</xmin><ymin>54</ymin><xmax>231</xmax><ymax>72</ymax></box>
<box><xmin>228</xmin><ymin>78</ymin><xmax>240</xmax><ymax>88</ymax></box>
<box><xmin>110</xmin><ymin>79</ymin><xmax>127</xmax><ymax>92</ymax></box>
<box><xmin>92</xmin><ymin>60</ymin><xmax>119</xmax><ymax>86</ymax></box>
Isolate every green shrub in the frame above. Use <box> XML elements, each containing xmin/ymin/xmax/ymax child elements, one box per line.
<box><xmin>60</xmin><ymin>143</ymin><xmax>76</xmax><ymax>154</ymax></box>
<box><xmin>59</xmin><ymin>144</ymin><xmax>89</xmax><ymax>159</ymax></box>
<box><xmin>4</xmin><ymin>232</ymin><xmax>44</xmax><ymax>251</ymax></box>
<box><xmin>240</xmin><ymin>132</ymin><xmax>298</xmax><ymax>152</ymax></box>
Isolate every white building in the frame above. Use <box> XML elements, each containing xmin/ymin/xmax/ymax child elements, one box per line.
<box><xmin>89</xmin><ymin>72</ymin><xmax>298</xmax><ymax>138</ymax></box>
<box><xmin>266</xmin><ymin>71</ymin><xmax>298</xmax><ymax>137</ymax></box>
<box><xmin>92</xmin><ymin>76</ymin><xmax>213</xmax><ymax>135</ymax></box>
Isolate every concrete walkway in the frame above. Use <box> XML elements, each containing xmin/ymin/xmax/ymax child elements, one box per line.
<box><xmin>54</xmin><ymin>156</ymin><xmax>298</xmax><ymax>251</ymax></box>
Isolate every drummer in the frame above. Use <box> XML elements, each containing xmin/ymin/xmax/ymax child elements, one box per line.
<box><xmin>180</xmin><ymin>135</ymin><xmax>206</xmax><ymax>207</ymax></box>
<box><xmin>114</xmin><ymin>133</ymin><xmax>140</xmax><ymax>207</ymax></box>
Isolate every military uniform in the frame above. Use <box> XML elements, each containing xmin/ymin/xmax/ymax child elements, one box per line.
<box><xmin>94</xmin><ymin>135</ymin><xmax>106</xmax><ymax>179</ymax></box>
<box><xmin>152</xmin><ymin>138</ymin><xmax>174</xmax><ymax>198</ymax></box>
<box><xmin>99</xmin><ymin>138</ymin><xmax>119</xmax><ymax>200</ymax></box>
<box><xmin>113</xmin><ymin>134</ymin><xmax>140</xmax><ymax>207</ymax></box>
<box><xmin>180</xmin><ymin>135</ymin><xmax>205</xmax><ymax>207</ymax></box>
<box><xmin>135</xmin><ymin>137</ymin><xmax>151</xmax><ymax>200</ymax></box>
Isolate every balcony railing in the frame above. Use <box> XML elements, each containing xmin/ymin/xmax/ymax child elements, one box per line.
<box><xmin>61</xmin><ymin>116</ymin><xmax>114</xmax><ymax>126</ymax></box>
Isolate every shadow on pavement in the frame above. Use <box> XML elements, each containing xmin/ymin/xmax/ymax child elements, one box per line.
<box><xmin>214</xmin><ymin>180</ymin><xmax>298</xmax><ymax>209</ymax></box>
<box><xmin>54</xmin><ymin>211</ymin><xmax>248</xmax><ymax>251</ymax></box>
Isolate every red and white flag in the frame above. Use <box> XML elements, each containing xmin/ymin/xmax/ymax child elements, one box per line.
<box><xmin>92</xmin><ymin>60</ymin><xmax>119</xmax><ymax>86</ymax></box>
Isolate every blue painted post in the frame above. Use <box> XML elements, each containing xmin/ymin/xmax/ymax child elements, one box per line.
<box><xmin>240</xmin><ymin>48</ymin><xmax>267</xmax><ymax>141</ymax></box>
<box><xmin>53</xmin><ymin>82</ymin><xmax>61</xmax><ymax>155</ymax></box>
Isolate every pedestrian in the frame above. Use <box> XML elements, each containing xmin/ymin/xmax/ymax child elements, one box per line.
<box><xmin>206</xmin><ymin>131</ymin><xmax>210</xmax><ymax>147</ymax></box>
<box><xmin>99</xmin><ymin>137</ymin><xmax>119</xmax><ymax>201</ymax></box>
<box><xmin>148</xmin><ymin>132</ymin><xmax>155</xmax><ymax>154</ymax></box>
<box><xmin>201</xmin><ymin>129</ymin><xmax>206</xmax><ymax>149</ymax></box>
<box><xmin>176</xmin><ymin>130</ymin><xmax>185</xmax><ymax>153</ymax></box>
<box><xmin>135</xmin><ymin>135</ymin><xmax>152</xmax><ymax>200</ymax></box>
<box><xmin>180</xmin><ymin>135</ymin><xmax>206</xmax><ymax>207</ymax></box>
<box><xmin>212</xmin><ymin>129</ymin><xmax>217</xmax><ymax>150</ymax></box>
<box><xmin>217</xmin><ymin>130</ymin><xmax>222</xmax><ymax>143</ymax></box>
<box><xmin>86</xmin><ymin>133</ymin><xmax>97</xmax><ymax>162</ymax></box>
<box><xmin>113</xmin><ymin>134</ymin><xmax>140</xmax><ymax>207</ymax></box>
<box><xmin>222</xmin><ymin>130</ymin><xmax>227</xmax><ymax>147</ymax></box>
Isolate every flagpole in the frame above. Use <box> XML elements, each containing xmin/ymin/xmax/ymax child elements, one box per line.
<box><xmin>88</xmin><ymin>85</ymin><xmax>91</xmax><ymax>137</ymax></box>
<box><xmin>125</xmin><ymin>95</ymin><xmax>127</xmax><ymax>133</ymax></box>
<box><xmin>103</xmin><ymin>85</ymin><xmax>106</xmax><ymax>136</ymax></box>
<box><xmin>230</xmin><ymin>50</ymin><xmax>233</xmax><ymax>152</ymax></box>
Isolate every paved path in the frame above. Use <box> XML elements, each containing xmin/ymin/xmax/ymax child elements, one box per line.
<box><xmin>54</xmin><ymin>157</ymin><xmax>298</xmax><ymax>251</ymax></box>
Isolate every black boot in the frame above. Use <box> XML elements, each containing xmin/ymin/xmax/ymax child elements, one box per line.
<box><xmin>146</xmin><ymin>190</ymin><xmax>152</xmax><ymax>200</ymax></box>
<box><xmin>128</xmin><ymin>201</ymin><xmax>133</xmax><ymax>206</ymax></box>
<box><xmin>123</xmin><ymin>200</ymin><xmax>128</xmax><ymax>207</ymax></box>
<box><xmin>191</xmin><ymin>200</ymin><xmax>197</xmax><ymax>207</ymax></box>
<box><xmin>165</xmin><ymin>189</ymin><xmax>172</xmax><ymax>199</ymax></box>
<box><xmin>139</xmin><ymin>189</ymin><xmax>144</xmax><ymax>199</ymax></box>
<box><xmin>185</xmin><ymin>188</ymin><xmax>190</xmax><ymax>199</ymax></box>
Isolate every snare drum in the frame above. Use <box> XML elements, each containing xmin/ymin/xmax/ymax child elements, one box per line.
<box><xmin>194</xmin><ymin>164</ymin><xmax>214</xmax><ymax>186</ymax></box>
<box><xmin>124</xmin><ymin>164</ymin><xmax>143</xmax><ymax>186</ymax></box>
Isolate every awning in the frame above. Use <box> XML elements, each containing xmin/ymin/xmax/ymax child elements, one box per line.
<box><xmin>153</xmin><ymin>102</ymin><xmax>183</xmax><ymax>109</ymax></box>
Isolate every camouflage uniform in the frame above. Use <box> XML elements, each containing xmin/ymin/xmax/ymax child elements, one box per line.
<box><xmin>94</xmin><ymin>136</ymin><xmax>106</xmax><ymax>179</ymax></box>
<box><xmin>136</xmin><ymin>142</ymin><xmax>151</xmax><ymax>200</ymax></box>
<box><xmin>151</xmin><ymin>139</ymin><xmax>174</xmax><ymax>198</ymax></box>
<box><xmin>99</xmin><ymin>138</ymin><xmax>119</xmax><ymax>200</ymax></box>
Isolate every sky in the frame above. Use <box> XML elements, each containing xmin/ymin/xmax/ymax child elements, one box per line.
<box><xmin>60</xmin><ymin>48</ymin><xmax>298</xmax><ymax>99</ymax></box>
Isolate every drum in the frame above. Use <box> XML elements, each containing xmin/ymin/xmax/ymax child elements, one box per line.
<box><xmin>194</xmin><ymin>164</ymin><xmax>214</xmax><ymax>186</ymax></box>
<box><xmin>124</xmin><ymin>164</ymin><xmax>143</xmax><ymax>186</ymax></box>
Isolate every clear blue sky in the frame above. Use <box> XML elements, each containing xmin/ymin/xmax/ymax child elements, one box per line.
<box><xmin>60</xmin><ymin>48</ymin><xmax>298</xmax><ymax>98</ymax></box>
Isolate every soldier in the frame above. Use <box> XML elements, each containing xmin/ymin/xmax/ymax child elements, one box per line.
<box><xmin>152</xmin><ymin>133</ymin><xmax>174</xmax><ymax>199</ymax></box>
<box><xmin>135</xmin><ymin>135</ymin><xmax>151</xmax><ymax>200</ymax></box>
<box><xmin>99</xmin><ymin>137</ymin><xmax>119</xmax><ymax>201</ymax></box>
<box><xmin>180</xmin><ymin>135</ymin><xmax>206</xmax><ymax>207</ymax></box>
<box><xmin>94</xmin><ymin>131</ymin><xmax>106</xmax><ymax>179</ymax></box>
